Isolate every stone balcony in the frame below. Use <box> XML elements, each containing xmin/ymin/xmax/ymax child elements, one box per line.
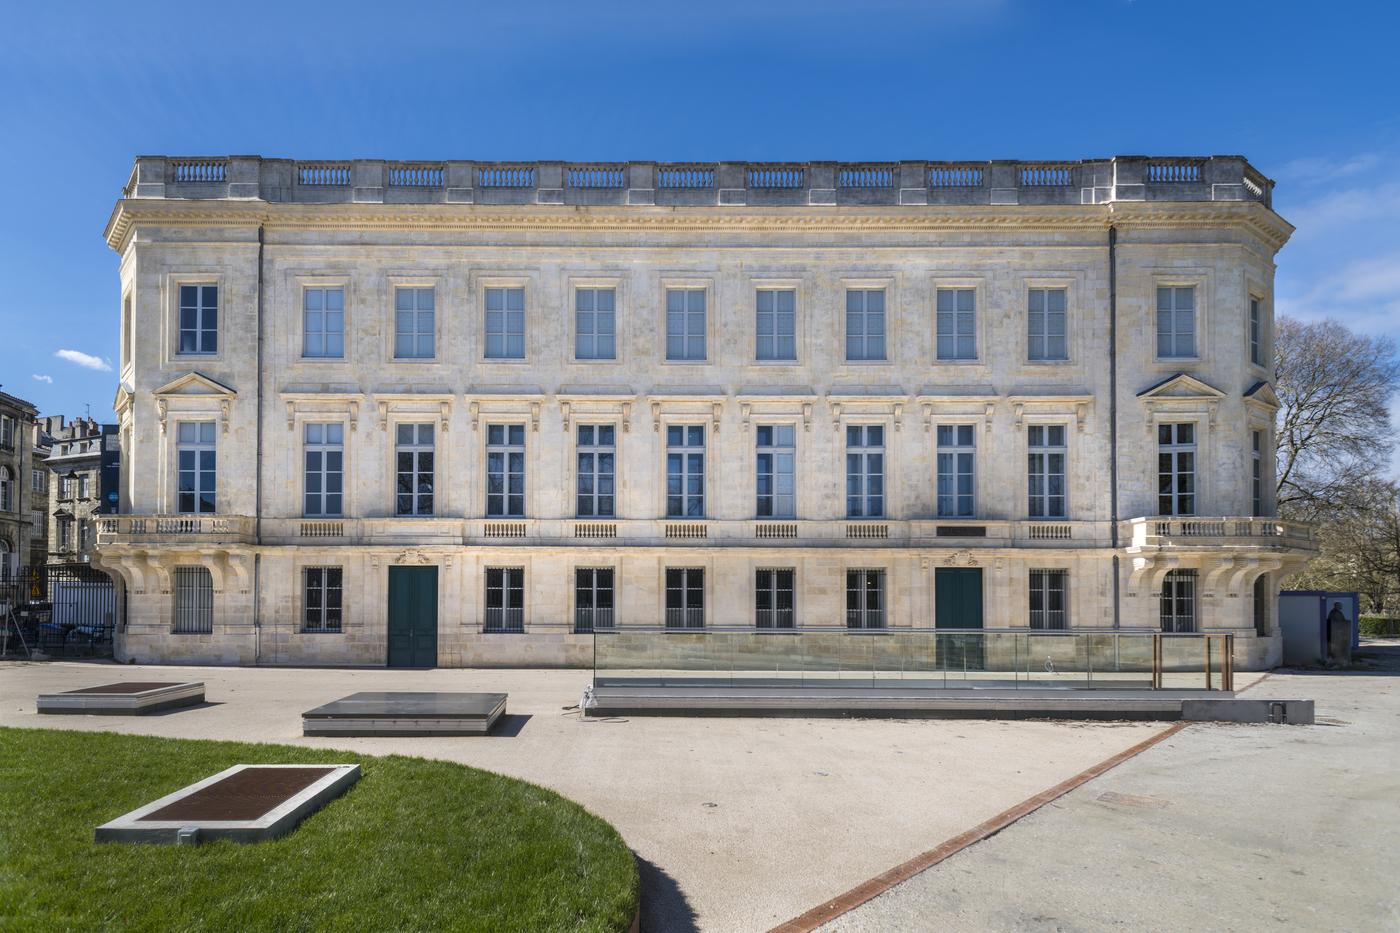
<box><xmin>1120</xmin><ymin>516</ymin><xmax>1316</xmax><ymax>554</ymax></box>
<box><xmin>120</xmin><ymin>155</ymin><xmax>1275</xmax><ymax>209</ymax></box>
<box><xmin>95</xmin><ymin>515</ymin><xmax>256</xmax><ymax>546</ymax></box>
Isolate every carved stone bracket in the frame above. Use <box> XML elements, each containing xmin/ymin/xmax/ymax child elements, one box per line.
<box><xmin>740</xmin><ymin>403</ymin><xmax>752</xmax><ymax>431</ymax></box>
<box><xmin>157</xmin><ymin>399</ymin><xmax>168</xmax><ymax>434</ymax></box>
<box><xmin>802</xmin><ymin>402</ymin><xmax>812</xmax><ymax>432</ymax></box>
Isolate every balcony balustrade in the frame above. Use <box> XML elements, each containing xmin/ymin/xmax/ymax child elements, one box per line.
<box><xmin>1121</xmin><ymin>516</ymin><xmax>1315</xmax><ymax>552</ymax></box>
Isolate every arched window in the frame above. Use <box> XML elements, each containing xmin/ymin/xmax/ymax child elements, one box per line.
<box><xmin>0</xmin><ymin>466</ymin><xmax>13</xmax><ymax>512</ymax></box>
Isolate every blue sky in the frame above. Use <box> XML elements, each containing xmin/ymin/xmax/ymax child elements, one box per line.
<box><xmin>2</xmin><ymin>0</ymin><xmax>1397</xmax><ymax>471</ymax></box>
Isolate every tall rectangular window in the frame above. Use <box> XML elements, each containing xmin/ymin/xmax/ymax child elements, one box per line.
<box><xmin>1029</xmin><ymin>569</ymin><xmax>1068</xmax><ymax>630</ymax></box>
<box><xmin>178</xmin><ymin>284</ymin><xmax>218</xmax><ymax>355</ymax></box>
<box><xmin>303</xmin><ymin>287</ymin><xmax>345</xmax><ymax>359</ymax></box>
<box><xmin>32</xmin><ymin>469</ymin><xmax>46</xmax><ymax>493</ymax></box>
<box><xmin>303</xmin><ymin>567</ymin><xmax>343</xmax><ymax>632</ymax></box>
<box><xmin>303</xmin><ymin>423</ymin><xmax>344</xmax><ymax>517</ymax></box>
<box><xmin>1156</xmin><ymin>286</ymin><xmax>1196</xmax><ymax>358</ymax></box>
<box><xmin>176</xmin><ymin>421</ymin><xmax>216</xmax><ymax>514</ymax></box>
<box><xmin>755</xmin><ymin>289</ymin><xmax>796</xmax><ymax>361</ymax></box>
<box><xmin>1027</xmin><ymin>287</ymin><xmax>1067</xmax><ymax>361</ymax></box>
<box><xmin>1252</xmin><ymin>430</ymin><xmax>1264</xmax><ymax>517</ymax></box>
<box><xmin>486</xmin><ymin>424</ymin><xmax>526</xmax><ymax>517</ymax></box>
<box><xmin>173</xmin><ymin>566</ymin><xmax>214</xmax><ymax>633</ymax></box>
<box><xmin>845</xmin><ymin>425</ymin><xmax>885</xmax><ymax>518</ymax></box>
<box><xmin>1158</xmin><ymin>423</ymin><xmax>1196</xmax><ymax>516</ymax></box>
<box><xmin>755</xmin><ymin>425</ymin><xmax>795</xmax><ymax>518</ymax></box>
<box><xmin>78</xmin><ymin>475</ymin><xmax>90</xmax><ymax>499</ymax></box>
<box><xmin>1249</xmin><ymin>296</ymin><xmax>1262</xmax><ymax>366</ymax></box>
<box><xmin>576</xmin><ymin>425</ymin><xmax>615</xmax><ymax>518</ymax></box>
<box><xmin>666</xmin><ymin>426</ymin><xmax>705</xmax><ymax>518</ymax></box>
<box><xmin>1160</xmin><ymin>570</ymin><xmax>1197</xmax><ymax>633</ymax></box>
<box><xmin>0</xmin><ymin>416</ymin><xmax>13</xmax><ymax>449</ymax></box>
<box><xmin>936</xmin><ymin>288</ymin><xmax>976</xmax><ymax>361</ymax></box>
<box><xmin>665</xmin><ymin>289</ymin><xmax>706</xmax><ymax>361</ymax></box>
<box><xmin>395</xmin><ymin>423</ymin><xmax>434</xmax><ymax>516</ymax></box>
<box><xmin>664</xmin><ymin>567</ymin><xmax>704</xmax><ymax>629</ymax></box>
<box><xmin>845</xmin><ymin>289</ymin><xmax>886</xmax><ymax>362</ymax></box>
<box><xmin>1027</xmin><ymin>425</ymin><xmax>1067</xmax><ymax>519</ymax></box>
<box><xmin>394</xmin><ymin>287</ymin><xmax>435</xmax><ymax>359</ymax></box>
<box><xmin>575</xmin><ymin>568</ymin><xmax>615</xmax><ymax>633</ymax></box>
<box><xmin>846</xmin><ymin>569</ymin><xmax>886</xmax><ymax>629</ymax></box>
<box><xmin>936</xmin><ymin>425</ymin><xmax>976</xmax><ymax>518</ymax></box>
<box><xmin>485</xmin><ymin>286</ymin><xmax>526</xmax><ymax>359</ymax></box>
<box><xmin>485</xmin><ymin>567</ymin><xmax>525</xmax><ymax>632</ymax></box>
<box><xmin>56</xmin><ymin>516</ymin><xmax>72</xmax><ymax>549</ymax></box>
<box><xmin>755</xmin><ymin>568</ymin><xmax>795</xmax><ymax>629</ymax></box>
<box><xmin>575</xmin><ymin>288</ymin><xmax>616</xmax><ymax>360</ymax></box>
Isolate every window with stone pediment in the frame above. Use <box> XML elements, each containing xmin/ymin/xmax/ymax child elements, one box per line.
<box><xmin>395</xmin><ymin>423</ymin><xmax>434</xmax><ymax>516</ymax></box>
<box><xmin>1027</xmin><ymin>424</ymin><xmax>1067</xmax><ymax>519</ymax></box>
<box><xmin>304</xmin><ymin>422</ymin><xmax>344</xmax><ymax>517</ymax></box>
<box><xmin>845</xmin><ymin>425</ymin><xmax>884</xmax><ymax>518</ymax></box>
<box><xmin>1157</xmin><ymin>422</ymin><xmax>1196</xmax><ymax>516</ymax></box>
<box><xmin>487</xmin><ymin>423</ymin><xmax>526</xmax><ymax>517</ymax></box>
<box><xmin>936</xmin><ymin>424</ymin><xmax>976</xmax><ymax>518</ymax></box>
<box><xmin>176</xmin><ymin>421</ymin><xmax>216</xmax><ymax>514</ymax></box>
<box><xmin>576</xmin><ymin>424</ymin><xmax>615</xmax><ymax>518</ymax></box>
<box><xmin>666</xmin><ymin>425</ymin><xmax>705</xmax><ymax>517</ymax></box>
<box><xmin>756</xmin><ymin>425</ymin><xmax>796</xmax><ymax>518</ymax></box>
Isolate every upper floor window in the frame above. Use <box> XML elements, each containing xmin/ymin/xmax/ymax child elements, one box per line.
<box><xmin>936</xmin><ymin>288</ymin><xmax>976</xmax><ymax>361</ymax></box>
<box><xmin>60</xmin><ymin>475</ymin><xmax>74</xmax><ymax>499</ymax></box>
<box><xmin>1156</xmin><ymin>286</ymin><xmax>1196</xmax><ymax>358</ymax></box>
<box><xmin>178</xmin><ymin>284</ymin><xmax>218</xmax><ymax>355</ymax></box>
<box><xmin>1027</xmin><ymin>425</ymin><xmax>1067</xmax><ymax>519</ymax></box>
<box><xmin>1157</xmin><ymin>423</ymin><xmax>1196</xmax><ymax>516</ymax></box>
<box><xmin>121</xmin><ymin>295</ymin><xmax>133</xmax><ymax>369</ymax></box>
<box><xmin>755</xmin><ymin>289</ymin><xmax>796</xmax><ymax>361</ymax></box>
<box><xmin>0</xmin><ymin>416</ymin><xmax>13</xmax><ymax>450</ymax></box>
<box><xmin>1252</xmin><ymin>429</ymin><xmax>1264</xmax><ymax>518</ymax></box>
<box><xmin>486</xmin><ymin>424</ymin><xmax>526</xmax><ymax>517</ymax></box>
<box><xmin>845</xmin><ymin>289</ymin><xmax>886</xmax><ymax>362</ymax></box>
<box><xmin>576</xmin><ymin>425</ymin><xmax>615</xmax><ymax>518</ymax></box>
<box><xmin>0</xmin><ymin>467</ymin><xmax>12</xmax><ymax>512</ymax></box>
<box><xmin>485</xmin><ymin>287</ymin><xmax>526</xmax><ymax>360</ymax></box>
<box><xmin>56</xmin><ymin>516</ymin><xmax>72</xmax><ymax>549</ymax></box>
<box><xmin>1249</xmin><ymin>296</ymin><xmax>1263</xmax><ymax>366</ymax></box>
<box><xmin>665</xmin><ymin>426</ymin><xmax>705</xmax><ymax>518</ymax></box>
<box><xmin>394</xmin><ymin>287</ymin><xmax>435</xmax><ymax>359</ymax></box>
<box><xmin>77</xmin><ymin>475</ymin><xmax>89</xmax><ymax>499</ymax></box>
<box><xmin>1027</xmin><ymin>288</ymin><xmax>1068</xmax><ymax>361</ymax></box>
<box><xmin>845</xmin><ymin>425</ymin><xmax>885</xmax><ymax>519</ymax></box>
<box><xmin>395</xmin><ymin>423</ymin><xmax>434</xmax><ymax>516</ymax></box>
<box><xmin>575</xmin><ymin>288</ymin><xmax>616</xmax><ymax>361</ymax></box>
<box><xmin>32</xmin><ymin>468</ymin><xmax>46</xmax><ymax>493</ymax></box>
<box><xmin>304</xmin><ymin>422</ymin><xmax>344</xmax><ymax>517</ymax></box>
<box><xmin>176</xmin><ymin>421</ymin><xmax>216</xmax><ymax>514</ymax></box>
<box><xmin>756</xmin><ymin>425</ymin><xmax>796</xmax><ymax>518</ymax></box>
<box><xmin>937</xmin><ymin>425</ymin><xmax>976</xmax><ymax>518</ymax></box>
<box><xmin>303</xmin><ymin>287</ymin><xmax>345</xmax><ymax>359</ymax></box>
<box><xmin>665</xmin><ymin>289</ymin><xmax>706</xmax><ymax>362</ymax></box>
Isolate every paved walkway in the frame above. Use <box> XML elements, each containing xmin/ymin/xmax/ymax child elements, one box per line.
<box><xmin>821</xmin><ymin>647</ymin><xmax>1400</xmax><ymax>932</ymax></box>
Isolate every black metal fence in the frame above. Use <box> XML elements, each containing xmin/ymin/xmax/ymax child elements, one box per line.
<box><xmin>0</xmin><ymin>564</ymin><xmax>120</xmax><ymax>659</ymax></box>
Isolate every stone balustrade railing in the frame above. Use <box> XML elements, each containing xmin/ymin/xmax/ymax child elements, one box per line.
<box><xmin>96</xmin><ymin>514</ymin><xmax>256</xmax><ymax>545</ymax></box>
<box><xmin>120</xmin><ymin>156</ymin><xmax>1274</xmax><ymax>209</ymax></box>
<box><xmin>1121</xmin><ymin>516</ymin><xmax>1314</xmax><ymax>551</ymax></box>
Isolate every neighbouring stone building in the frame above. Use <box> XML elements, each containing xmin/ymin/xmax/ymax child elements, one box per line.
<box><xmin>44</xmin><ymin>416</ymin><xmax>121</xmax><ymax>564</ymax></box>
<box><xmin>0</xmin><ymin>391</ymin><xmax>39</xmax><ymax>575</ymax></box>
<box><xmin>98</xmin><ymin>156</ymin><xmax>1315</xmax><ymax>668</ymax></box>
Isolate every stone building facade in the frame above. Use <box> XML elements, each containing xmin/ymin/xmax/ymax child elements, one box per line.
<box><xmin>44</xmin><ymin>417</ymin><xmax>121</xmax><ymax>564</ymax></box>
<box><xmin>98</xmin><ymin>156</ymin><xmax>1315</xmax><ymax>669</ymax></box>
<box><xmin>0</xmin><ymin>391</ymin><xmax>39</xmax><ymax>574</ymax></box>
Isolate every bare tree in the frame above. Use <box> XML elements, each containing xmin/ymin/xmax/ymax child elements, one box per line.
<box><xmin>1288</xmin><ymin>479</ymin><xmax>1400</xmax><ymax>613</ymax></box>
<box><xmin>1275</xmin><ymin>317</ymin><xmax>1400</xmax><ymax>518</ymax></box>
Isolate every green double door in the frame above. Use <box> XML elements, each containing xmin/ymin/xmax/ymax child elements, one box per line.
<box><xmin>387</xmin><ymin>566</ymin><xmax>438</xmax><ymax>668</ymax></box>
<box><xmin>935</xmin><ymin>568</ymin><xmax>984</xmax><ymax>671</ymax></box>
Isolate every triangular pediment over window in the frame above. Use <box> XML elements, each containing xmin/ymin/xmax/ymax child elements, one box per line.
<box><xmin>152</xmin><ymin>372</ymin><xmax>237</xmax><ymax>398</ymax></box>
<box><xmin>1135</xmin><ymin>372</ymin><xmax>1226</xmax><ymax>401</ymax></box>
<box><xmin>112</xmin><ymin>381</ymin><xmax>135</xmax><ymax>414</ymax></box>
<box><xmin>1243</xmin><ymin>380</ymin><xmax>1281</xmax><ymax>410</ymax></box>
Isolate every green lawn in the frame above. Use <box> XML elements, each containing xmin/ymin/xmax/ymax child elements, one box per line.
<box><xmin>0</xmin><ymin>728</ymin><xmax>638</xmax><ymax>932</ymax></box>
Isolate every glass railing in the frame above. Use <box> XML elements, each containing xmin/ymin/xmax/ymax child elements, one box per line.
<box><xmin>592</xmin><ymin>628</ymin><xmax>1233</xmax><ymax>692</ymax></box>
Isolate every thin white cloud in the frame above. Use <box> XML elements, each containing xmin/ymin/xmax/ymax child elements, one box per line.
<box><xmin>31</xmin><ymin>373</ymin><xmax>53</xmax><ymax>383</ymax></box>
<box><xmin>54</xmin><ymin>348</ymin><xmax>112</xmax><ymax>372</ymax></box>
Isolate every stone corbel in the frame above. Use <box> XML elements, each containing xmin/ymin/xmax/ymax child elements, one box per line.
<box><xmin>285</xmin><ymin>401</ymin><xmax>296</xmax><ymax>431</ymax></box>
<box><xmin>197</xmin><ymin>552</ymin><xmax>227</xmax><ymax>594</ymax></box>
<box><xmin>651</xmin><ymin>401</ymin><xmax>661</xmax><ymax>433</ymax></box>
<box><xmin>1228</xmin><ymin>557</ymin><xmax>1279</xmax><ymax>594</ymax></box>
<box><xmin>921</xmin><ymin>403</ymin><xmax>933</xmax><ymax>432</ymax></box>
<box><xmin>1127</xmin><ymin>555</ymin><xmax>1155</xmax><ymax>596</ymax></box>
<box><xmin>893</xmin><ymin>402</ymin><xmax>904</xmax><ymax>431</ymax></box>
<box><xmin>740</xmin><ymin>403</ymin><xmax>752</xmax><ymax>432</ymax></box>
<box><xmin>225</xmin><ymin>553</ymin><xmax>252</xmax><ymax>594</ymax></box>
<box><xmin>157</xmin><ymin>399</ymin><xmax>168</xmax><ymax>434</ymax></box>
<box><xmin>711</xmin><ymin>402</ymin><xmax>722</xmax><ymax>433</ymax></box>
<box><xmin>220</xmin><ymin>400</ymin><xmax>230</xmax><ymax>434</ymax></box>
<box><xmin>1204</xmin><ymin>558</ymin><xmax>1238</xmax><ymax>597</ymax></box>
<box><xmin>1208</xmin><ymin>404</ymin><xmax>1218</xmax><ymax>434</ymax></box>
<box><xmin>621</xmin><ymin>401</ymin><xmax>632</xmax><ymax>433</ymax></box>
<box><xmin>1076</xmin><ymin>403</ymin><xmax>1087</xmax><ymax>433</ymax></box>
<box><xmin>1146</xmin><ymin>556</ymin><xmax>1181</xmax><ymax>596</ymax></box>
<box><xmin>1013</xmin><ymin>403</ymin><xmax>1025</xmax><ymax>429</ymax></box>
<box><xmin>984</xmin><ymin>402</ymin><xmax>995</xmax><ymax>432</ymax></box>
<box><xmin>829</xmin><ymin>400</ymin><xmax>843</xmax><ymax>426</ymax></box>
<box><xmin>145</xmin><ymin>557</ymin><xmax>171</xmax><ymax>594</ymax></box>
<box><xmin>349</xmin><ymin>400</ymin><xmax>359</xmax><ymax>432</ymax></box>
<box><xmin>560</xmin><ymin>401</ymin><xmax>571</xmax><ymax>432</ymax></box>
<box><xmin>377</xmin><ymin>401</ymin><xmax>389</xmax><ymax>430</ymax></box>
<box><xmin>802</xmin><ymin>402</ymin><xmax>812</xmax><ymax>432</ymax></box>
<box><xmin>469</xmin><ymin>401</ymin><xmax>480</xmax><ymax>431</ymax></box>
<box><xmin>531</xmin><ymin>401</ymin><xmax>541</xmax><ymax>433</ymax></box>
<box><xmin>440</xmin><ymin>401</ymin><xmax>451</xmax><ymax>433</ymax></box>
<box><xmin>1145</xmin><ymin>407</ymin><xmax>1156</xmax><ymax>436</ymax></box>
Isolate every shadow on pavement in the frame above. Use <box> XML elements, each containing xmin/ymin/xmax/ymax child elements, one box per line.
<box><xmin>1278</xmin><ymin>643</ymin><xmax>1400</xmax><ymax>677</ymax></box>
<box><xmin>487</xmin><ymin>713</ymin><xmax>532</xmax><ymax>737</ymax></box>
<box><xmin>637</xmin><ymin>855</ymin><xmax>699</xmax><ymax>933</ymax></box>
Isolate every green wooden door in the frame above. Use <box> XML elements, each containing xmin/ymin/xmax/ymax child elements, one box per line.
<box><xmin>387</xmin><ymin>566</ymin><xmax>438</xmax><ymax>668</ymax></box>
<box><xmin>935</xmin><ymin>568</ymin><xmax>984</xmax><ymax>671</ymax></box>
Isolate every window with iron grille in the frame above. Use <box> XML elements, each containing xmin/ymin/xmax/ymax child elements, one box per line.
<box><xmin>936</xmin><ymin>288</ymin><xmax>976</xmax><ymax>360</ymax></box>
<box><xmin>1252</xmin><ymin>430</ymin><xmax>1264</xmax><ymax>517</ymax></box>
<box><xmin>1027</xmin><ymin>288</ymin><xmax>1068</xmax><ymax>361</ymax></box>
<box><xmin>303</xmin><ymin>287</ymin><xmax>345</xmax><ymax>358</ymax></box>
<box><xmin>845</xmin><ymin>289</ymin><xmax>886</xmax><ymax>362</ymax></box>
<box><xmin>304</xmin><ymin>422</ymin><xmax>344</xmax><ymax>517</ymax></box>
<box><xmin>755</xmin><ymin>568</ymin><xmax>795</xmax><ymax>629</ymax></box>
<box><xmin>485</xmin><ymin>567</ymin><xmax>525</xmax><ymax>632</ymax></box>
<box><xmin>846</xmin><ymin>569</ymin><xmax>886</xmax><ymax>629</ymax></box>
<box><xmin>755</xmin><ymin>289</ymin><xmax>796</xmax><ymax>361</ymax></box>
<box><xmin>395</xmin><ymin>423</ymin><xmax>434</xmax><ymax>516</ymax></box>
<box><xmin>574</xmin><ymin>567</ymin><xmax>614</xmax><ymax>633</ymax></box>
<box><xmin>303</xmin><ymin>566</ymin><xmax>343</xmax><ymax>632</ymax></box>
<box><xmin>576</xmin><ymin>288</ymin><xmax>616</xmax><ymax>360</ymax></box>
<box><xmin>176</xmin><ymin>422</ymin><xmax>216</xmax><ymax>514</ymax></box>
<box><xmin>173</xmin><ymin>566</ymin><xmax>214</xmax><ymax>633</ymax></box>
<box><xmin>665</xmin><ymin>567</ymin><xmax>704</xmax><ymax>629</ymax></box>
<box><xmin>1027</xmin><ymin>425</ymin><xmax>1067</xmax><ymax>519</ymax></box>
<box><xmin>576</xmin><ymin>425</ymin><xmax>615</xmax><ymax>518</ymax></box>
<box><xmin>487</xmin><ymin>424</ymin><xmax>526</xmax><ymax>517</ymax></box>
<box><xmin>1156</xmin><ymin>286</ymin><xmax>1196</xmax><ymax>358</ymax></box>
<box><xmin>178</xmin><ymin>284</ymin><xmax>218</xmax><ymax>355</ymax></box>
<box><xmin>394</xmin><ymin>286</ymin><xmax>435</xmax><ymax>359</ymax></box>
<box><xmin>1249</xmin><ymin>296</ymin><xmax>1262</xmax><ymax>366</ymax></box>
<box><xmin>1029</xmin><ymin>569</ymin><xmax>1068</xmax><ymax>630</ymax></box>
<box><xmin>756</xmin><ymin>425</ymin><xmax>795</xmax><ymax>518</ymax></box>
<box><xmin>666</xmin><ymin>426</ymin><xmax>705</xmax><ymax>518</ymax></box>
<box><xmin>1157</xmin><ymin>423</ymin><xmax>1196</xmax><ymax>516</ymax></box>
<box><xmin>665</xmin><ymin>289</ymin><xmax>706</xmax><ymax>361</ymax></box>
<box><xmin>1160</xmin><ymin>569</ymin><xmax>1197</xmax><ymax>633</ymax></box>
<box><xmin>937</xmin><ymin>424</ymin><xmax>976</xmax><ymax>518</ymax></box>
<box><xmin>485</xmin><ymin>287</ymin><xmax>526</xmax><ymax>359</ymax></box>
<box><xmin>845</xmin><ymin>425</ymin><xmax>884</xmax><ymax>518</ymax></box>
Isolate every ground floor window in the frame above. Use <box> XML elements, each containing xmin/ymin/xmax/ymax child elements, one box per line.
<box><xmin>173</xmin><ymin>566</ymin><xmax>213</xmax><ymax>634</ymax></box>
<box><xmin>575</xmin><ymin>567</ymin><xmax>615</xmax><ymax>633</ymax></box>
<box><xmin>485</xmin><ymin>567</ymin><xmax>525</xmax><ymax>633</ymax></box>
<box><xmin>755</xmin><ymin>568</ymin><xmax>795</xmax><ymax>629</ymax></box>
<box><xmin>303</xmin><ymin>567</ymin><xmax>343</xmax><ymax>632</ymax></box>
<box><xmin>1160</xmin><ymin>569</ymin><xmax>1197</xmax><ymax>633</ymax></box>
<box><xmin>1028</xmin><ymin>569</ymin><xmax>1068</xmax><ymax>630</ymax></box>
<box><xmin>846</xmin><ymin>569</ymin><xmax>886</xmax><ymax>629</ymax></box>
<box><xmin>665</xmin><ymin>568</ymin><xmax>704</xmax><ymax>629</ymax></box>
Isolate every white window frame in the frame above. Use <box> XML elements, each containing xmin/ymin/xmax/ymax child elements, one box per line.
<box><xmin>845</xmin><ymin>424</ymin><xmax>886</xmax><ymax>519</ymax></box>
<box><xmin>302</xmin><ymin>285</ymin><xmax>346</xmax><ymax>360</ymax></box>
<box><xmin>1252</xmin><ymin>428</ymin><xmax>1265</xmax><ymax>518</ymax></box>
<box><xmin>574</xmin><ymin>286</ymin><xmax>618</xmax><ymax>362</ymax></box>
<box><xmin>665</xmin><ymin>424</ymin><xmax>706</xmax><ymax>518</ymax></box>
<box><xmin>303</xmin><ymin>422</ymin><xmax>345</xmax><ymax>518</ymax></box>
<box><xmin>393</xmin><ymin>285</ymin><xmax>437</xmax><ymax>360</ymax></box>
<box><xmin>755</xmin><ymin>424</ymin><xmax>796</xmax><ymax>519</ymax></box>
<box><xmin>1157</xmin><ymin>422</ymin><xmax>1197</xmax><ymax>517</ymax></box>
<box><xmin>1156</xmin><ymin>285</ymin><xmax>1197</xmax><ymax>360</ymax></box>
<box><xmin>394</xmin><ymin>422</ymin><xmax>435</xmax><ymax>516</ymax></box>
<box><xmin>662</xmin><ymin>283</ymin><xmax>710</xmax><ymax>363</ymax></box>
<box><xmin>935</xmin><ymin>285</ymin><xmax>978</xmax><ymax>362</ymax></box>
<box><xmin>1026</xmin><ymin>424</ymin><xmax>1068</xmax><ymax>519</ymax></box>
<box><xmin>175</xmin><ymin>421</ymin><xmax>217</xmax><ymax>515</ymax></box>
<box><xmin>754</xmin><ymin>286</ymin><xmax>798</xmax><ymax>363</ymax></box>
<box><xmin>486</xmin><ymin>423</ymin><xmax>527</xmax><ymax>518</ymax></box>
<box><xmin>841</xmin><ymin>278</ymin><xmax>895</xmax><ymax>365</ymax></box>
<box><xmin>1027</xmin><ymin>286</ymin><xmax>1069</xmax><ymax>362</ymax></box>
<box><xmin>936</xmin><ymin>423</ymin><xmax>977</xmax><ymax>518</ymax></box>
<box><xmin>484</xmin><ymin>286</ymin><xmax>527</xmax><ymax>360</ymax></box>
<box><xmin>575</xmin><ymin>424</ymin><xmax>616</xmax><ymax>518</ymax></box>
<box><xmin>176</xmin><ymin>281</ymin><xmax>219</xmax><ymax>356</ymax></box>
